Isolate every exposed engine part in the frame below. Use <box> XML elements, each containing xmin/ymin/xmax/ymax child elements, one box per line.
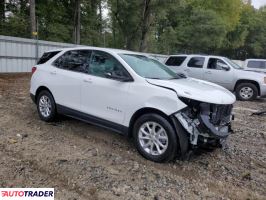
<box><xmin>175</xmin><ymin>99</ymin><xmax>233</xmax><ymax>146</ymax></box>
<box><xmin>198</xmin><ymin>103</ymin><xmax>233</xmax><ymax>138</ymax></box>
<box><xmin>175</xmin><ymin>112</ymin><xmax>200</xmax><ymax>145</ymax></box>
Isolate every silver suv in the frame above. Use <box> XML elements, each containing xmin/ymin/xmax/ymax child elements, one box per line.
<box><xmin>165</xmin><ymin>55</ymin><xmax>266</xmax><ymax>101</ymax></box>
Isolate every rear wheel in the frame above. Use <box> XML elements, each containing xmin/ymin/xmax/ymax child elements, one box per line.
<box><xmin>236</xmin><ymin>83</ymin><xmax>258</xmax><ymax>101</ymax></box>
<box><xmin>133</xmin><ymin>113</ymin><xmax>180</xmax><ymax>162</ymax></box>
<box><xmin>37</xmin><ymin>90</ymin><xmax>57</xmax><ymax>122</ymax></box>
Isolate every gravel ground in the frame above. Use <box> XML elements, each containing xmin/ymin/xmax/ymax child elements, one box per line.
<box><xmin>0</xmin><ymin>73</ymin><xmax>265</xmax><ymax>200</ymax></box>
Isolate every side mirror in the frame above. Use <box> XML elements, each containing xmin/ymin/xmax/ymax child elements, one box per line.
<box><xmin>221</xmin><ymin>65</ymin><xmax>230</xmax><ymax>71</ymax></box>
<box><xmin>218</xmin><ymin>62</ymin><xmax>230</xmax><ymax>71</ymax></box>
<box><xmin>177</xmin><ymin>73</ymin><xmax>187</xmax><ymax>78</ymax></box>
<box><xmin>104</xmin><ymin>72</ymin><xmax>133</xmax><ymax>82</ymax></box>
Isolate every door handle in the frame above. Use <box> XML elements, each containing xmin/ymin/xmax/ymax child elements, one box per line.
<box><xmin>50</xmin><ymin>71</ymin><xmax>57</xmax><ymax>75</ymax></box>
<box><xmin>184</xmin><ymin>69</ymin><xmax>190</xmax><ymax>72</ymax></box>
<box><xmin>206</xmin><ymin>71</ymin><xmax>212</xmax><ymax>74</ymax></box>
<box><xmin>83</xmin><ymin>79</ymin><xmax>92</xmax><ymax>83</ymax></box>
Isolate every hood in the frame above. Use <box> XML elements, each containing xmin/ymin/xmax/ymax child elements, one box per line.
<box><xmin>146</xmin><ymin>78</ymin><xmax>236</xmax><ymax>105</ymax></box>
<box><xmin>243</xmin><ymin>69</ymin><xmax>266</xmax><ymax>74</ymax></box>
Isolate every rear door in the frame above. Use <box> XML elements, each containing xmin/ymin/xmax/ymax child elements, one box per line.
<box><xmin>50</xmin><ymin>50</ymin><xmax>91</xmax><ymax>111</ymax></box>
<box><xmin>183</xmin><ymin>56</ymin><xmax>205</xmax><ymax>79</ymax></box>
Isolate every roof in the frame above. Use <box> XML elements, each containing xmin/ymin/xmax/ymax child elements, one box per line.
<box><xmin>45</xmin><ymin>46</ymin><xmax>138</xmax><ymax>55</ymax></box>
<box><xmin>245</xmin><ymin>58</ymin><xmax>266</xmax><ymax>61</ymax></box>
<box><xmin>168</xmin><ymin>54</ymin><xmax>224</xmax><ymax>57</ymax></box>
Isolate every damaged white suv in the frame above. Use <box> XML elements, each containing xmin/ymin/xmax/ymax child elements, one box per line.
<box><xmin>30</xmin><ymin>47</ymin><xmax>235</xmax><ymax>162</ymax></box>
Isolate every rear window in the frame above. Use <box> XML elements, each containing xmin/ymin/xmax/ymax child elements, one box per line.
<box><xmin>165</xmin><ymin>56</ymin><xmax>186</xmax><ymax>66</ymax></box>
<box><xmin>247</xmin><ymin>61</ymin><xmax>266</xmax><ymax>69</ymax></box>
<box><xmin>37</xmin><ymin>51</ymin><xmax>61</xmax><ymax>64</ymax></box>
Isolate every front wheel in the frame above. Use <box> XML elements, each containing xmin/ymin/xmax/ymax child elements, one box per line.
<box><xmin>133</xmin><ymin>113</ymin><xmax>180</xmax><ymax>162</ymax></box>
<box><xmin>235</xmin><ymin>83</ymin><xmax>258</xmax><ymax>101</ymax></box>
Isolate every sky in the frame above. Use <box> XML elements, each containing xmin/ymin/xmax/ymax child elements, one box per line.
<box><xmin>252</xmin><ymin>0</ymin><xmax>266</xmax><ymax>8</ymax></box>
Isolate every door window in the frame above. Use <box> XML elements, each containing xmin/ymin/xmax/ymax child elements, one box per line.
<box><xmin>165</xmin><ymin>56</ymin><xmax>187</xmax><ymax>66</ymax></box>
<box><xmin>53</xmin><ymin>50</ymin><xmax>92</xmax><ymax>73</ymax></box>
<box><xmin>207</xmin><ymin>58</ymin><xmax>229</xmax><ymax>70</ymax></box>
<box><xmin>89</xmin><ymin>51</ymin><xmax>129</xmax><ymax>79</ymax></box>
<box><xmin>187</xmin><ymin>57</ymin><xmax>205</xmax><ymax>68</ymax></box>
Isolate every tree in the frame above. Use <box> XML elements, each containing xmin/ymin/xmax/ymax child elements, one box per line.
<box><xmin>30</xmin><ymin>0</ymin><xmax>36</xmax><ymax>39</ymax></box>
<box><xmin>73</xmin><ymin>0</ymin><xmax>81</xmax><ymax>44</ymax></box>
<box><xmin>244</xmin><ymin>6</ymin><xmax>266</xmax><ymax>58</ymax></box>
<box><xmin>109</xmin><ymin>0</ymin><xmax>142</xmax><ymax>50</ymax></box>
<box><xmin>139</xmin><ymin>0</ymin><xmax>152</xmax><ymax>52</ymax></box>
<box><xmin>0</xmin><ymin>0</ymin><xmax>4</xmax><ymax>22</ymax></box>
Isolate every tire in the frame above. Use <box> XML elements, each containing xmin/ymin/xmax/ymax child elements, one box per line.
<box><xmin>235</xmin><ymin>83</ymin><xmax>258</xmax><ymax>101</ymax></box>
<box><xmin>36</xmin><ymin>90</ymin><xmax>57</xmax><ymax>122</ymax></box>
<box><xmin>133</xmin><ymin>113</ymin><xmax>181</xmax><ymax>163</ymax></box>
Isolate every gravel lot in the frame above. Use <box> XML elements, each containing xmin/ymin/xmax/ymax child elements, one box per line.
<box><xmin>0</xmin><ymin>74</ymin><xmax>265</xmax><ymax>200</ymax></box>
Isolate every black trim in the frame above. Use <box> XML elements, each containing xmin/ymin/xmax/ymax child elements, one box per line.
<box><xmin>170</xmin><ymin>116</ymin><xmax>189</xmax><ymax>159</ymax></box>
<box><xmin>30</xmin><ymin>93</ymin><xmax>36</xmax><ymax>104</ymax></box>
<box><xmin>198</xmin><ymin>103</ymin><xmax>231</xmax><ymax>138</ymax></box>
<box><xmin>146</xmin><ymin>81</ymin><xmax>178</xmax><ymax>94</ymax></box>
<box><xmin>57</xmin><ymin>104</ymin><xmax>129</xmax><ymax>135</ymax></box>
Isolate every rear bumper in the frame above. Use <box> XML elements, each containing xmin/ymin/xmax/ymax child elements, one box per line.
<box><xmin>30</xmin><ymin>93</ymin><xmax>36</xmax><ymax>104</ymax></box>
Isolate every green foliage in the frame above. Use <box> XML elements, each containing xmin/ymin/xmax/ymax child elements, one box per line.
<box><xmin>1</xmin><ymin>0</ymin><xmax>266</xmax><ymax>59</ymax></box>
<box><xmin>244</xmin><ymin>6</ymin><xmax>266</xmax><ymax>58</ymax></box>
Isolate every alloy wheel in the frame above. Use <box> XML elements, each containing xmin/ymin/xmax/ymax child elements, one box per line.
<box><xmin>39</xmin><ymin>95</ymin><xmax>52</xmax><ymax>118</ymax></box>
<box><xmin>138</xmin><ymin>122</ymin><xmax>169</xmax><ymax>156</ymax></box>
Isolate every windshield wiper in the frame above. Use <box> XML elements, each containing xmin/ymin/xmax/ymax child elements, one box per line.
<box><xmin>168</xmin><ymin>73</ymin><xmax>187</xmax><ymax>80</ymax></box>
<box><xmin>145</xmin><ymin>77</ymin><xmax>161</xmax><ymax>79</ymax></box>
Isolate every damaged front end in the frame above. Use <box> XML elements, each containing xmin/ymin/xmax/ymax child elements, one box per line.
<box><xmin>174</xmin><ymin>98</ymin><xmax>234</xmax><ymax>149</ymax></box>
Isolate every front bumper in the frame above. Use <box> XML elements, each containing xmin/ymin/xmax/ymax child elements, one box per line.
<box><xmin>30</xmin><ymin>93</ymin><xmax>36</xmax><ymax>104</ymax></box>
<box><xmin>174</xmin><ymin>103</ymin><xmax>233</xmax><ymax>146</ymax></box>
<box><xmin>260</xmin><ymin>84</ymin><xmax>266</xmax><ymax>98</ymax></box>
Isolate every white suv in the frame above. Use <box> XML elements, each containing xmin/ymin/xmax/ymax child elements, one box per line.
<box><xmin>243</xmin><ymin>59</ymin><xmax>266</xmax><ymax>73</ymax></box>
<box><xmin>30</xmin><ymin>47</ymin><xmax>235</xmax><ymax>162</ymax></box>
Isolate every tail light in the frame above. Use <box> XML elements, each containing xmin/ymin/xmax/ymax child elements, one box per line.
<box><xmin>32</xmin><ymin>66</ymin><xmax>37</xmax><ymax>74</ymax></box>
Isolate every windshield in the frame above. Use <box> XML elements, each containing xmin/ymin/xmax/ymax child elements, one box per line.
<box><xmin>119</xmin><ymin>54</ymin><xmax>181</xmax><ymax>80</ymax></box>
<box><xmin>224</xmin><ymin>58</ymin><xmax>242</xmax><ymax>69</ymax></box>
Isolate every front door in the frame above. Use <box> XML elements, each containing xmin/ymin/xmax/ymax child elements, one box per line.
<box><xmin>203</xmin><ymin>57</ymin><xmax>234</xmax><ymax>90</ymax></box>
<box><xmin>81</xmin><ymin>50</ymin><xmax>132</xmax><ymax>125</ymax></box>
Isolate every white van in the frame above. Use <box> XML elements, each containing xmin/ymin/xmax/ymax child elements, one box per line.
<box><xmin>243</xmin><ymin>59</ymin><xmax>266</xmax><ymax>73</ymax></box>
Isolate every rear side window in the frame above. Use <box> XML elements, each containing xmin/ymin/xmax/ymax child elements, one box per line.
<box><xmin>187</xmin><ymin>57</ymin><xmax>205</xmax><ymax>68</ymax></box>
<box><xmin>165</xmin><ymin>56</ymin><xmax>186</xmax><ymax>66</ymax></box>
<box><xmin>247</xmin><ymin>61</ymin><xmax>266</xmax><ymax>69</ymax></box>
<box><xmin>37</xmin><ymin>51</ymin><xmax>60</xmax><ymax>64</ymax></box>
<box><xmin>53</xmin><ymin>50</ymin><xmax>92</xmax><ymax>73</ymax></box>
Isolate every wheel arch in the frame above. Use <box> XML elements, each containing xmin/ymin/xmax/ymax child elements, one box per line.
<box><xmin>128</xmin><ymin>107</ymin><xmax>173</xmax><ymax>138</ymax></box>
<box><xmin>234</xmin><ymin>79</ymin><xmax>260</xmax><ymax>96</ymax></box>
<box><xmin>35</xmin><ymin>86</ymin><xmax>54</xmax><ymax>103</ymax></box>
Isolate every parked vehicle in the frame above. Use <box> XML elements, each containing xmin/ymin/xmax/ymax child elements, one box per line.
<box><xmin>243</xmin><ymin>59</ymin><xmax>266</xmax><ymax>73</ymax></box>
<box><xmin>165</xmin><ymin>55</ymin><xmax>266</xmax><ymax>101</ymax></box>
<box><xmin>30</xmin><ymin>47</ymin><xmax>235</xmax><ymax>162</ymax></box>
